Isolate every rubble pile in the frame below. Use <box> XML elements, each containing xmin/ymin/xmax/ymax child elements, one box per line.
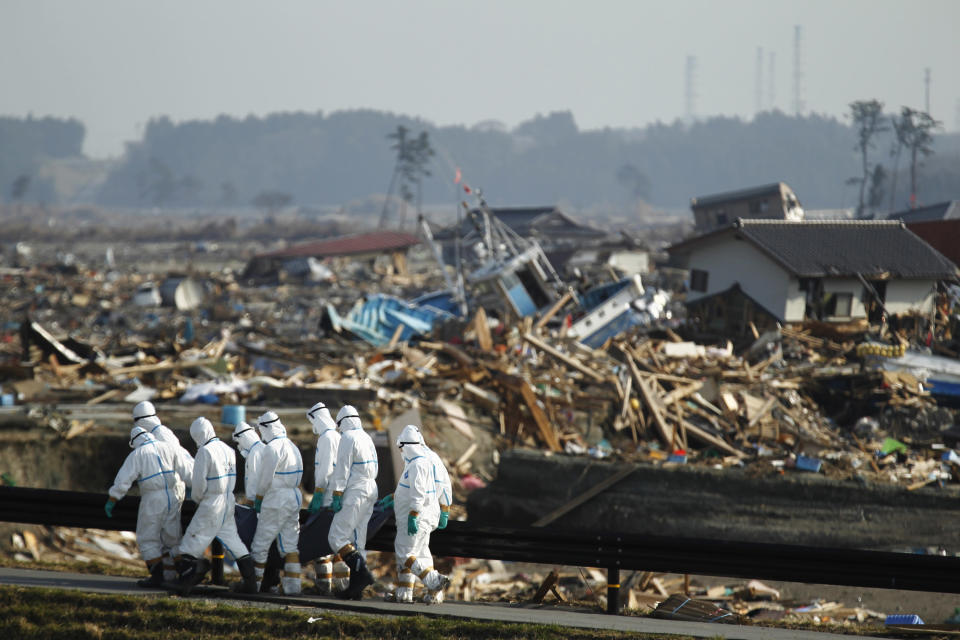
<box><xmin>2</xmin><ymin>232</ymin><xmax>960</xmax><ymax>625</ymax></box>
<box><xmin>1</xmin><ymin>240</ymin><xmax>959</xmax><ymax>493</ymax></box>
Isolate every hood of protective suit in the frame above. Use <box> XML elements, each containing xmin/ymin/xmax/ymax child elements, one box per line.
<box><xmin>396</xmin><ymin>424</ymin><xmax>427</xmax><ymax>459</ymax></box>
<box><xmin>129</xmin><ymin>425</ymin><xmax>152</xmax><ymax>449</ymax></box>
<box><xmin>232</xmin><ymin>421</ymin><xmax>260</xmax><ymax>458</ymax></box>
<box><xmin>336</xmin><ymin>405</ymin><xmax>362</xmax><ymax>432</ymax></box>
<box><xmin>132</xmin><ymin>400</ymin><xmax>161</xmax><ymax>430</ymax></box>
<box><xmin>189</xmin><ymin>417</ymin><xmax>217</xmax><ymax>448</ymax></box>
<box><xmin>307</xmin><ymin>401</ymin><xmax>336</xmax><ymax>435</ymax></box>
<box><xmin>257</xmin><ymin>410</ymin><xmax>287</xmax><ymax>441</ymax></box>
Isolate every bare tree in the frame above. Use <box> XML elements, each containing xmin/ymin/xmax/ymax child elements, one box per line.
<box><xmin>849</xmin><ymin>100</ymin><xmax>888</xmax><ymax>218</ymax></box>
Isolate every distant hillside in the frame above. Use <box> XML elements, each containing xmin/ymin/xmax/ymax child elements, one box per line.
<box><xmin>3</xmin><ymin>111</ymin><xmax>959</xmax><ymax>212</ymax></box>
<box><xmin>0</xmin><ymin>116</ymin><xmax>85</xmax><ymax>204</ymax></box>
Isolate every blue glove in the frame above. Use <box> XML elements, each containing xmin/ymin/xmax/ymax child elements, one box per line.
<box><xmin>308</xmin><ymin>491</ymin><xmax>324</xmax><ymax>513</ymax></box>
<box><xmin>377</xmin><ymin>493</ymin><xmax>394</xmax><ymax>509</ymax></box>
<box><xmin>407</xmin><ymin>512</ymin><xmax>419</xmax><ymax>535</ymax></box>
<box><xmin>331</xmin><ymin>493</ymin><xmax>343</xmax><ymax>513</ymax></box>
<box><xmin>438</xmin><ymin>510</ymin><xmax>449</xmax><ymax>530</ymax></box>
<box><xmin>104</xmin><ymin>499</ymin><xmax>115</xmax><ymax>518</ymax></box>
<box><xmin>254</xmin><ymin>497</ymin><xmax>262</xmax><ymax>513</ymax></box>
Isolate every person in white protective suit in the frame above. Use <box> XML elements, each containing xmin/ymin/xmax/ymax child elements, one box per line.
<box><xmin>231</xmin><ymin>421</ymin><xmax>264</xmax><ymax>505</ymax></box>
<box><xmin>390</xmin><ymin>424</ymin><xmax>450</xmax><ymax>603</ymax></box>
<box><xmin>305</xmin><ymin>401</ymin><xmax>348</xmax><ymax>595</ymax></box>
<box><xmin>251</xmin><ymin>411</ymin><xmax>304</xmax><ymax>595</ymax></box>
<box><xmin>132</xmin><ymin>400</ymin><xmax>195</xmax><ymax>581</ymax></box>
<box><xmin>423</xmin><ymin>444</ymin><xmax>453</xmax><ymax>604</ymax></box>
<box><xmin>327</xmin><ymin>405</ymin><xmax>378</xmax><ymax>600</ymax></box>
<box><xmin>105</xmin><ymin>425</ymin><xmax>192</xmax><ymax>588</ymax></box>
<box><xmin>176</xmin><ymin>417</ymin><xmax>257</xmax><ymax>595</ymax></box>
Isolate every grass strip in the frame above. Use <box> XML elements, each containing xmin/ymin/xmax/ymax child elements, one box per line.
<box><xmin>0</xmin><ymin>585</ymin><xmax>685</xmax><ymax>640</ymax></box>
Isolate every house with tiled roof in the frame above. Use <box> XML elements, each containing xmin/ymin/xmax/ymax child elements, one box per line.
<box><xmin>668</xmin><ymin>219</ymin><xmax>958</xmax><ymax>335</ymax></box>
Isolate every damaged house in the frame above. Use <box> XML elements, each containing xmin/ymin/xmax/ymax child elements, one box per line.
<box><xmin>668</xmin><ymin>219</ymin><xmax>959</xmax><ymax>336</ymax></box>
<box><xmin>691</xmin><ymin>182</ymin><xmax>805</xmax><ymax>234</ymax></box>
<box><xmin>241</xmin><ymin>230</ymin><xmax>421</xmax><ymax>281</ymax></box>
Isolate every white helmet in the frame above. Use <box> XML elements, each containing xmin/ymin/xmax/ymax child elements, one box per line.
<box><xmin>232</xmin><ymin>421</ymin><xmax>259</xmax><ymax>458</ymax></box>
<box><xmin>257</xmin><ymin>410</ymin><xmax>286</xmax><ymax>440</ymax></box>
<box><xmin>132</xmin><ymin>400</ymin><xmax>161</xmax><ymax>429</ymax></box>
<box><xmin>129</xmin><ymin>425</ymin><xmax>150</xmax><ymax>449</ymax></box>
<box><xmin>189</xmin><ymin>417</ymin><xmax>216</xmax><ymax>448</ymax></box>
<box><xmin>395</xmin><ymin>424</ymin><xmax>424</xmax><ymax>449</ymax></box>
<box><xmin>307</xmin><ymin>401</ymin><xmax>336</xmax><ymax>435</ymax></box>
<box><xmin>335</xmin><ymin>405</ymin><xmax>362</xmax><ymax>432</ymax></box>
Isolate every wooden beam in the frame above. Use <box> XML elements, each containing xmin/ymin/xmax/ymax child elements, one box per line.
<box><xmin>628</xmin><ymin>358</ymin><xmax>674</xmax><ymax>447</ymax></box>
<box><xmin>519</xmin><ymin>382</ymin><xmax>562</xmax><ymax>452</ymax></box>
<box><xmin>523</xmin><ymin>333</ymin><xmax>605</xmax><ymax>383</ymax></box>
<box><xmin>472</xmin><ymin>307</ymin><xmax>493</xmax><ymax>352</ymax></box>
<box><xmin>661</xmin><ymin>380</ymin><xmax>704</xmax><ymax>407</ymax></box>
<box><xmin>386</xmin><ymin>323</ymin><xmax>405</xmax><ymax>351</ymax></box>
<box><xmin>534</xmin><ymin>290</ymin><xmax>574</xmax><ymax>331</ymax></box>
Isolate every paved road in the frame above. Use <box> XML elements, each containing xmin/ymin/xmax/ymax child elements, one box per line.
<box><xmin>0</xmin><ymin>567</ymin><xmax>883</xmax><ymax>639</ymax></box>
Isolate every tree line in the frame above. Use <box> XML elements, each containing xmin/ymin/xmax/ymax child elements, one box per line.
<box><xmin>3</xmin><ymin>109</ymin><xmax>959</xmax><ymax>215</ymax></box>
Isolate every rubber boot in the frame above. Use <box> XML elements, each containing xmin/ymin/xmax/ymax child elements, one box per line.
<box><xmin>336</xmin><ymin>550</ymin><xmax>374</xmax><ymax>600</ymax></box>
<box><xmin>176</xmin><ymin>554</ymin><xmax>211</xmax><ymax>596</ymax></box>
<box><xmin>259</xmin><ymin>561</ymin><xmax>281</xmax><ymax>593</ymax></box>
<box><xmin>136</xmin><ymin>561</ymin><xmax>164</xmax><ymax>588</ymax></box>
<box><xmin>232</xmin><ymin>555</ymin><xmax>258</xmax><ymax>594</ymax></box>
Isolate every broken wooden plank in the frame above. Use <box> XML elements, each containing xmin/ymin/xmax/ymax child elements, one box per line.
<box><xmin>534</xmin><ymin>289</ymin><xmax>574</xmax><ymax>331</ymax></box>
<box><xmin>386</xmin><ymin>323</ymin><xmax>406</xmax><ymax>351</ymax></box>
<box><xmin>472</xmin><ymin>307</ymin><xmax>493</xmax><ymax>352</ymax></box>
<box><xmin>519</xmin><ymin>382</ymin><xmax>562</xmax><ymax>452</ymax></box>
<box><xmin>523</xmin><ymin>333</ymin><xmax>604</xmax><ymax>383</ymax></box>
<box><xmin>660</xmin><ymin>380</ymin><xmax>704</xmax><ymax>407</ymax></box>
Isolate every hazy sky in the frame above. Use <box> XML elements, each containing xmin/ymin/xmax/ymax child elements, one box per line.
<box><xmin>2</xmin><ymin>0</ymin><xmax>958</xmax><ymax>158</ymax></box>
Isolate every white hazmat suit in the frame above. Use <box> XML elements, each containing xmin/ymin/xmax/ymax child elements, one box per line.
<box><xmin>424</xmin><ymin>446</ymin><xmax>453</xmax><ymax>603</ymax></box>
<box><xmin>327</xmin><ymin>405</ymin><xmax>378</xmax><ymax>600</ymax></box>
<box><xmin>251</xmin><ymin>411</ymin><xmax>304</xmax><ymax>595</ymax></box>
<box><xmin>176</xmin><ymin>417</ymin><xmax>255</xmax><ymax>593</ymax></box>
<box><xmin>107</xmin><ymin>425</ymin><xmax>191</xmax><ymax>586</ymax></box>
<box><xmin>133</xmin><ymin>401</ymin><xmax>195</xmax><ymax>499</ymax></box>
<box><xmin>231</xmin><ymin>421</ymin><xmax>264</xmax><ymax>504</ymax></box>
<box><xmin>392</xmin><ymin>425</ymin><xmax>449</xmax><ymax>603</ymax></box>
<box><xmin>306</xmin><ymin>401</ymin><xmax>344</xmax><ymax>594</ymax></box>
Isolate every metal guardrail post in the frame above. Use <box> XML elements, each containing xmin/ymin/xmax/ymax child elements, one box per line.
<box><xmin>606</xmin><ymin>566</ymin><xmax>620</xmax><ymax>614</ymax></box>
<box><xmin>211</xmin><ymin>539</ymin><xmax>225</xmax><ymax>585</ymax></box>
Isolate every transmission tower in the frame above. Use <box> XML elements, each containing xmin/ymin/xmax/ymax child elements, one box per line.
<box><xmin>792</xmin><ymin>25</ymin><xmax>805</xmax><ymax>116</ymax></box>
<box><xmin>685</xmin><ymin>55</ymin><xmax>698</xmax><ymax>123</ymax></box>
<box><xmin>755</xmin><ymin>47</ymin><xmax>764</xmax><ymax>115</ymax></box>
<box><xmin>768</xmin><ymin>51</ymin><xmax>776</xmax><ymax>110</ymax></box>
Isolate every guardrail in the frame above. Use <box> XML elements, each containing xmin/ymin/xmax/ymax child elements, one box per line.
<box><xmin>3</xmin><ymin>485</ymin><xmax>960</xmax><ymax>614</ymax></box>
